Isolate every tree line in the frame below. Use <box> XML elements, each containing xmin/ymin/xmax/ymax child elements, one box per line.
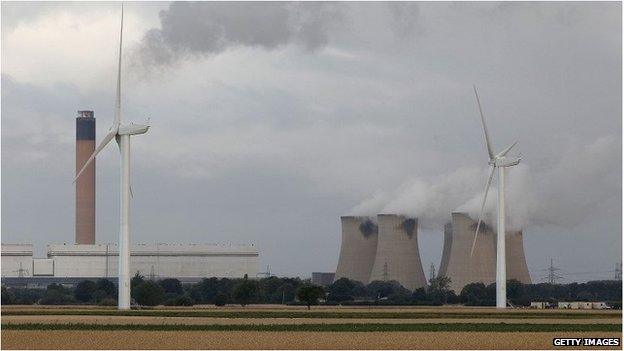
<box><xmin>2</xmin><ymin>274</ymin><xmax>621</xmax><ymax>308</ymax></box>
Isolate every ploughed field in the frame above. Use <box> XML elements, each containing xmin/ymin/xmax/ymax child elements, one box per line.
<box><xmin>2</xmin><ymin>305</ymin><xmax>621</xmax><ymax>350</ymax></box>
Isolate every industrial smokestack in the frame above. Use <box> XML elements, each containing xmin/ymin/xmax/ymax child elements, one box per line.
<box><xmin>75</xmin><ymin>110</ymin><xmax>95</xmax><ymax>244</ymax></box>
<box><xmin>369</xmin><ymin>214</ymin><xmax>427</xmax><ymax>291</ymax></box>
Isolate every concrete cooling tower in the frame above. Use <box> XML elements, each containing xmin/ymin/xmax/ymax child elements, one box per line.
<box><xmin>334</xmin><ymin>216</ymin><xmax>379</xmax><ymax>284</ymax></box>
<box><xmin>369</xmin><ymin>214</ymin><xmax>427</xmax><ymax>291</ymax></box>
<box><xmin>439</xmin><ymin>212</ymin><xmax>531</xmax><ymax>293</ymax></box>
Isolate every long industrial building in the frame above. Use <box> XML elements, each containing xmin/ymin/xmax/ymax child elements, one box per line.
<box><xmin>334</xmin><ymin>216</ymin><xmax>379</xmax><ymax>284</ymax></box>
<box><xmin>438</xmin><ymin>212</ymin><xmax>531</xmax><ymax>293</ymax></box>
<box><xmin>368</xmin><ymin>214</ymin><xmax>427</xmax><ymax>290</ymax></box>
<box><xmin>2</xmin><ymin>243</ymin><xmax>259</xmax><ymax>286</ymax></box>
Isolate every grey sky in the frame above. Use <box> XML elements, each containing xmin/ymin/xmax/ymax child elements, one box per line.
<box><xmin>2</xmin><ymin>1</ymin><xmax>621</xmax><ymax>283</ymax></box>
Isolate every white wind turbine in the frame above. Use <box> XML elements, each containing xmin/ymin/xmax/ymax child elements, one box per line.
<box><xmin>74</xmin><ymin>5</ymin><xmax>149</xmax><ymax>310</ymax></box>
<box><xmin>469</xmin><ymin>85</ymin><xmax>520</xmax><ymax>309</ymax></box>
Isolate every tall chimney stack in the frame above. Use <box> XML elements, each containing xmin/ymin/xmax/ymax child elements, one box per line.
<box><xmin>75</xmin><ymin>110</ymin><xmax>96</xmax><ymax>244</ymax></box>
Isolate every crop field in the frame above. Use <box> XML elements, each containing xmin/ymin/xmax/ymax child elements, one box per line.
<box><xmin>2</xmin><ymin>305</ymin><xmax>621</xmax><ymax>350</ymax></box>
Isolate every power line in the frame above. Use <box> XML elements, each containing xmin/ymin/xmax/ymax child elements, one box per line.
<box><xmin>540</xmin><ymin>258</ymin><xmax>563</xmax><ymax>284</ymax></box>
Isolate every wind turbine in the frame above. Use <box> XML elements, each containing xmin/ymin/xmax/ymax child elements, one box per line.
<box><xmin>74</xmin><ymin>5</ymin><xmax>149</xmax><ymax>310</ymax></box>
<box><xmin>469</xmin><ymin>85</ymin><xmax>520</xmax><ymax>309</ymax></box>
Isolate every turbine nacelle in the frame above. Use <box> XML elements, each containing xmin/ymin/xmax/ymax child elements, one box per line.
<box><xmin>118</xmin><ymin>123</ymin><xmax>150</xmax><ymax>136</ymax></box>
<box><xmin>493</xmin><ymin>156</ymin><xmax>520</xmax><ymax>168</ymax></box>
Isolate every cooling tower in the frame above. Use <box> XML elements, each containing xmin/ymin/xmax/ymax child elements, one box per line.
<box><xmin>438</xmin><ymin>222</ymin><xmax>453</xmax><ymax>278</ymax></box>
<box><xmin>440</xmin><ymin>212</ymin><xmax>531</xmax><ymax>293</ymax></box>
<box><xmin>506</xmin><ymin>230</ymin><xmax>532</xmax><ymax>284</ymax></box>
<box><xmin>75</xmin><ymin>110</ymin><xmax>96</xmax><ymax>245</ymax></box>
<box><xmin>334</xmin><ymin>216</ymin><xmax>379</xmax><ymax>284</ymax></box>
<box><xmin>369</xmin><ymin>214</ymin><xmax>427</xmax><ymax>291</ymax></box>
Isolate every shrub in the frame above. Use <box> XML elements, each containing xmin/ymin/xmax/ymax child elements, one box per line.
<box><xmin>98</xmin><ymin>298</ymin><xmax>117</xmax><ymax>306</ymax></box>
<box><xmin>134</xmin><ymin>281</ymin><xmax>165</xmax><ymax>306</ymax></box>
<box><xmin>39</xmin><ymin>290</ymin><xmax>74</xmax><ymax>305</ymax></box>
<box><xmin>297</xmin><ymin>284</ymin><xmax>326</xmax><ymax>310</ymax></box>
<box><xmin>74</xmin><ymin>280</ymin><xmax>97</xmax><ymax>303</ymax></box>
<box><xmin>327</xmin><ymin>278</ymin><xmax>366</xmax><ymax>302</ymax></box>
<box><xmin>159</xmin><ymin>278</ymin><xmax>183</xmax><ymax>295</ymax></box>
<box><xmin>233</xmin><ymin>279</ymin><xmax>259</xmax><ymax>307</ymax></box>
<box><xmin>12</xmin><ymin>289</ymin><xmax>44</xmax><ymax>305</ymax></box>
<box><xmin>214</xmin><ymin>293</ymin><xmax>228</xmax><ymax>306</ymax></box>
<box><xmin>91</xmin><ymin>290</ymin><xmax>108</xmax><ymax>303</ymax></box>
<box><xmin>131</xmin><ymin>272</ymin><xmax>145</xmax><ymax>299</ymax></box>
<box><xmin>2</xmin><ymin>287</ymin><xmax>15</xmax><ymax>305</ymax></box>
<box><xmin>164</xmin><ymin>295</ymin><xmax>194</xmax><ymax>306</ymax></box>
<box><xmin>95</xmin><ymin>279</ymin><xmax>117</xmax><ymax>297</ymax></box>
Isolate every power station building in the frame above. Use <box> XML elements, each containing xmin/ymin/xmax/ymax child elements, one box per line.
<box><xmin>334</xmin><ymin>216</ymin><xmax>379</xmax><ymax>284</ymax></box>
<box><xmin>438</xmin><ymin>212</ymin><xmax>531</xmax><ymax>293</ymax></box>
<box><xmin>1</xmin><ymin>109</ymin><xmax>260</xmax><ymax>288</ymax></box>
<box><xmin>1</xmin><ymin>243</ymin><xmax>259</xmax><ymax>286</ymax></box>
<box><xmin>369</xmin><ymin>214</ymin><xmax>427</xmax><ymax>291</ymax></box>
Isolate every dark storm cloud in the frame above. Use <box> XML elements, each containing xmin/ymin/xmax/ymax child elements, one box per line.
<box><xmin>139</xmin><ymin>2</ymin><xmax>343</xmax><ymax>65</ymax></box>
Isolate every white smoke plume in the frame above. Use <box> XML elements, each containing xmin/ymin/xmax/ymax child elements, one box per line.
<box><xmin>349</xmin><ymin>135</ymin><xmax>620</xmax><ymax>232</ymax></box>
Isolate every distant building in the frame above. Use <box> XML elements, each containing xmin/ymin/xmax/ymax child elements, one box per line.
<box><xmin>530</xmin><ymin>301</ymin><xmax>548</xmax><ymax>309</ymax></box>
<box><xmin>592</xmin><ymin>302</ymin><xmax>610</xmax><ymax>309</ymax></box>
<box><xmin>1</xmin><ymin>243</ymin><xmax>259</xmax><ymax>287</ymax></box>
<box><xmin>558</xmin><ymin>301</ymin><xmax>606</xmax><ymax>309</ymax></box>
<box><xmin>311</xmin><ymin>272</ymin><xmax>335</xmax><ymax>286</ymax></box>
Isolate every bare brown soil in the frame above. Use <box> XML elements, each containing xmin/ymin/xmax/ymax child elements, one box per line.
<box><xmin>2</xmin><ymin>330</ymin><xmax>621</xmax><ymax>350</ymax></box>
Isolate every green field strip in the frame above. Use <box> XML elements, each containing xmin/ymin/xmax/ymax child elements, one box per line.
<box><xmin>2</xmin><ymin>310</ymin><xmax>620</xmax><ymax>320</ymax></box>
<box><xmin>2</xmin><ymin>322</ymin><xmax>621</xmax><ymax>332</ymax></box>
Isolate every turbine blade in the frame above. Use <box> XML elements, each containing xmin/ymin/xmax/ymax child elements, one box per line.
<box><xmin>470</xmin><ymin>165</ymin><xmax>496</xmax><ymax>257</ymax></box>
<box><xmin>74</xmin><ymin>129</ymin><xmax>117</xmax><ymax>182</ymax></box>
<box><xmin>130</xmin><ymin>185</ymin><xmax>134</xmax><ymax>199</ymax></box>
<box><xmin>473</xmin><ymin>85</ymin><xmax>494</xmax><ymax>160</ymax></box>
<box><xmin>497</xmin><ymin>141</ymin><xmax>518</xmax><ymax>158</ymax></box>
<box><xmin>114</xmin><ymin>3</ymin><xmax>123</xmax><ymax>126</ymax></box>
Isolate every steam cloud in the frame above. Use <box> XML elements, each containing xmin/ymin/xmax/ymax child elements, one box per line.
<box><xmin>138</xmin><ymin>2</ymin><xmax>342</xmax><ymax>66</ymax></box>
<box><xmin>349</xmin><ymin>135</ymin><xmax>620</xmax><ymax>232</ymax></box>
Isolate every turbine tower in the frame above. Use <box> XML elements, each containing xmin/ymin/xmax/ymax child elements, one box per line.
<box><xmin>74</xmin><ymin>5</ymin><xmax>149</xmax><ymax>309</ymax></box>
<box><xmin>470</xmin><ymin>85</ymin><xmax>520</xmax><ymax>309</ymax></box>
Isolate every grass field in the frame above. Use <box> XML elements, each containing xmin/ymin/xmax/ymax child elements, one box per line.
<box><xmin>2</xmin><ymin>305</ymin><xmax>621</xmax><ymax>350</ymax></box>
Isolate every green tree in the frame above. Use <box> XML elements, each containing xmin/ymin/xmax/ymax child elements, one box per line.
<box><xmin>159</xmin><ymin>278</ymin><xmax>184</xmax><ymax>295</ymax></box>
<box><xmin>74</xmin><ymin>280</ymin><xmax>97</xmax><ymax>303</ymax></box>
<box><xmin>429</xmin><ymin>276</ymin><xmax>452</xmax><ymax>304</ymax></box>
<box><xmin>460</xmin><ymin>282</ymin><xmax>488</xmax><ymax>306</ymax></box>
<box><xmin>91</xmin><ymin>290</ymin><xmax>108</xmax><ymax>303</ymax></box>
<box><xmin>327</xmin><ymin>278</ymin><xmax>366</xmax><ymax>302</ymax></box>
<box><xmin>1</xmin><ymin>287</ymin><xmax>15</xmax><ymax>305</ymax></box>
<box><xmin>96</xmin><ymin>279</ymin><xmax>117</xmax><ymax>297</ymax></box>
<box><xmin>214</xmin><ymin>293</ymin><xmax>228</xmax><ymax>306</ymax></box>
<box><xmin>40</xmin><ymin>289</ymin><xmax>74</xmax><ymax>305</ymax></box>
<box><xmin>233</xmin><ymin>279</ymin><xmax>258</xmax><ymax>307</ymax></box>
<box><xmin>297</xmin><ymin>284</ymin><xmax>325</xmax><ymax>310</ymax></box>
<box><xmin>366</xmin><ymin>280</ymin><xmax>409</xmax><ymax>301</ymax></box>
<box><xmin>134</xmin><ymin>281</ymin><xmax>165</xmax><ymax>306</ymax></box>
<box><xmin>131</xmin><ymin>272</ymin><xmax>145</xmax><ymax>299</ymax></box>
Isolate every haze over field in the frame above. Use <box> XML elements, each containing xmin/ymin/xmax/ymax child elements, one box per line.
<box><xmin>2</xmin><ymin>2</ymin><xmax>621</xmax><ymax>281</ymax></box>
